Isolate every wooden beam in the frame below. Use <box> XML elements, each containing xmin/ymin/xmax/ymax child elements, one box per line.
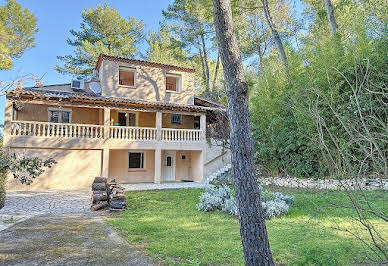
<box><xmin>7</xmin><ymin>96</ymin><xmax>207</xmax><ymax>116</ymax></box>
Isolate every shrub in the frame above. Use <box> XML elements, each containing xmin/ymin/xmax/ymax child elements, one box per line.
<box><xmin>210</xmin><ymin>171</ymin><xmax>233</xmax><ymax>185</ymax></box>
<box><xmin>261</xmin><ymin>199</ymin><xmax>290</xmax><ymax>219</ymax></box>
<box><xmin>196</xmin><ymin>185</ymin><xmax>232</xmax><ymax>212</ymax></box>
<box><xmin>197</xmin><ymin>185</ymin><xmax>294</xmax><ymax>219</ymax></box>
<box><xmin>0</xmin><ymin>173</ymin><xmax>5</xmax><ymax>209</ymax></box>
<box><xmin>222</xmin><ymin>197</ymin><xmax>238</xmax><ymax>215</ymax></box>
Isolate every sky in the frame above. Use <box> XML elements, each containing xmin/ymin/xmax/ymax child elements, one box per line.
<box><xmin>0</xmin><ymin>0</ymin><xmax>172</xmax><ymax>125</ymax></box>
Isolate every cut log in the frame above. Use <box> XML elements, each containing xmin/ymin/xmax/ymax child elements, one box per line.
<box><xmin>92</xmin><ymin>192</ymin><xmax>108</xmax><ymax>203</ymax></box>
<box><xmin>109</xmin><ymin>200</ymin><xmax>127</xmax><ymax>209</ymax></box>
<box><xmin>92</xmin><ymin>182</ymin><xmax>106</xmax><ymax>191</ymax></box>
<box><xmin>109</xmin><ymin>194</ymin><xmax>126</xmax><ymax>200</ymax></box>
<box><xmin>91</xmin><ymin>201</ymin><xmax>108</xmax><ymax>211</ymax></box>
<box><xmin>94</xmin><ymin>177</ymin><xmax>107</xmax><ymax>183</ymax></box>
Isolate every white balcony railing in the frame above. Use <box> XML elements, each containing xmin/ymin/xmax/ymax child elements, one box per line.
<box><xmin>10</xmin><ymin>121</ymin><xmax>104</xmax><ymax>139</ymax></box>
<box><xmin>162</xmin><ymin>128</ymin><xmax>202</xmax><ymax>142</ymax></box>
<box><xmin>109</xmin><ymin>126</ymin><xmax>157</xmax><ymax>141</ymax></box>
<box><xmin>9</xmin><ymin>121</ymin><xmax>204</xmax><ymax>142</ymax></box>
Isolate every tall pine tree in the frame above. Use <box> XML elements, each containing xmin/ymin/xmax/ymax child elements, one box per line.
<box><xmin>56</xmin><ymin>4</ymin><xmax>145</xmax><ymax>77</ymax></box>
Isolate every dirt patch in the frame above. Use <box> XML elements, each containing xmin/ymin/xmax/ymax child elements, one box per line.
<box><xmin>0</xmin><ymin>213</ymin><xmax>155</xmax><ymax>265</ymax></box>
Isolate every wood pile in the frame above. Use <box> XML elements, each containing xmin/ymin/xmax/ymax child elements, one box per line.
<box><xmin>91</xmin><ymin>177</ymin><xmax>108</xmax><ymax>211</ymax></box>
<box><xmin>90</xmin><ymin>177</ymin><xmax>127</xmax><ymax>211</ymax></box>
<box><xmin>107</xmin><ymin>179</ymin><xmax>127</xmax><ymax>211</ymax></box>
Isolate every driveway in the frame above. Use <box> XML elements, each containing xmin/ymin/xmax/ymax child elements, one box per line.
<box><xmin>0</xmin><ymin>190</ymin><xmax>91</xmax><ymax>231</ymax></box>
<box><xmin>0</xmin><ymin>191</ymin><xmax>155</xmax><ymax>265</ymax></box>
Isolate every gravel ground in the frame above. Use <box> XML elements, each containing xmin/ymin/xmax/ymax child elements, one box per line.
<box><xmin>0</xmin><ymin>190</ymin><xmax>91</xmax><ymax>231</ymax></box>
<box><xmin>0</xmin><ymin>213</ymin><xmax>155</xmax><ymax>266</ymax></box>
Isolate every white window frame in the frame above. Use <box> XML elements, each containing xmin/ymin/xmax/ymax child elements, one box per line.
<box><xmin>118</xmin><ymin>66</ymin><xmax>137</xmax><ymax>88</ymax></box>
<box><xmin>118</xmin><ymin>111</ymin><xmax>138</xmax><ymax>127</ymax></box>
<box><xmin>128</xmin><ymin>150</ymin><xmax>146</xmax><ymax>170</ymax></box>
<box><xmin>165</xmin><ymin>73</ymin><xmax>182</xmax><ymax>93</ymax></box>
<box><xmin>48</xmin><ymin>107</ymin><xmax>72</xmax><ymax>123</ymax></box>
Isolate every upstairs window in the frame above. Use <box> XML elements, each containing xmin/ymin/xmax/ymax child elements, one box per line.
<box><xmin>128</xmin><ymin>152</ymin><xmax>144</xmax><ymax>169</ymax></box>
<box><xmin>166</xmin><ymin>74</ymin><xmax>181</xmax><ymax>92</ymax></box>
<box><xmin>118</xmin><ymin>112</ymin><xmax>137</xmax><ymax>126</ymax></box>
<box><xmin>119</xmin><ymin>67</ymin><xmax>136</xmax><ymax>87</ymax></box>
<box><xmin>171</xmin><ymin>114</ymin><xmax>181</xmax><ymax>124</ymax></box>
<box><xmin>48</xmin><ymin>108</ymin><xmax>71</xmax><ymax>123</ymax></box>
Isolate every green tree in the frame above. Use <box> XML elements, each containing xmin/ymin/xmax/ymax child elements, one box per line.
<box><xmin>163</xmin><ymin>0</ymin><xmax>221</xmax><ymax>98</ymax></box>
<box><xmin>0</xmin><ymin>0</ymin><xmax>38</xmax><ymax>70</ymax></box>
<box><xmin>56</xmin><ymin>4</ymin><xmax>145</xmax><ymax>77</ymax></box>
<box><xmin>146</xmin><ymin>24</ymin><xmax>188</xmax><ymax>66</ymax></box>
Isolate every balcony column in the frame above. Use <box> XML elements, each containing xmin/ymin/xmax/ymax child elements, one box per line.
<box><xmin>154</xmin><ymin>148</ymin><xmax>162</xmax><ymax>184</ymax></box>
<box><xmin>200</xmin><ymin>114</ymin><xmax>206</xmax><ymax>141</ymax></box>
<box><xmin>102</xmin><ymin>148</ymin><xmax>110</xmax><ymax>177</ymax></box>
<box><xmin>156</xmin><ymin>111</ymin><xmax>162</xmax><ymax>141</ymax></box>
<box><xmin>104</xmin><ymin>107</ymin><xmax>110</xmax><ymax>139</ymax></box>
<box><xmin>3</xmin><ymin>100</ymin><xmax>14</xmax><ymax>151</ymax></box>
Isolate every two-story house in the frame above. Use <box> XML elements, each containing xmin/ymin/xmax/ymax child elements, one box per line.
<box><xmin>3</xmin><ymin>54</ymin><xmax>231</xmax><ymax>190</ymax></box>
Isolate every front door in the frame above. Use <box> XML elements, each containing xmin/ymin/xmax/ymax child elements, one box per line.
<box><xmin>163</xmin><ymin>151</ymin><xmax>176</xmax><ymax>182</ymax></box>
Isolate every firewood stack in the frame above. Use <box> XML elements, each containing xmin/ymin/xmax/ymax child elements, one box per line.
<box><xmin>91</xmin><ymin>177</ymin><xmax>108</xmax><ymax>211</ymax></box>
<box><xmin>107</xmin><ymin>179</ymin><xmax>127</xmax><ymax>211</ymax></box>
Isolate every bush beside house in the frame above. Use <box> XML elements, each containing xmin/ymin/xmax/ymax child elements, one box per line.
<box><xmin>0</xmin><ymin>173</ymin><xmax>5</xmax><ymax>209</ymax></box>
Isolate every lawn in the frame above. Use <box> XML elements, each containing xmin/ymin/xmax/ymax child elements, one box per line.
<box><xmin>107</xmin><ymin>187</ymin><xmax>388</xmax><ymax>265</ymax></box>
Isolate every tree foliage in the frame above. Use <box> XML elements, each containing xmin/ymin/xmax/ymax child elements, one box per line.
<box><xmin>0</xmin><ymin>0</ymin><xmax>38</xmax><ymax>70</ymax></box>
<box><xmin>250</xmin><ymin>0</ymin><xmax>388</xmax><ymax>180</ymax></box>
<box><xmin>56</xmin><ymin>3</ymin><xmax>145</xmax><ymax>77</ymax></box>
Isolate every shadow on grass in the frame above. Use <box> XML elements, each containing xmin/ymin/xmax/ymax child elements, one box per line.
<box><xmin>107</xmin><ymin>188</ymin><xmax>387</xmax><ymax>265</ymax></box>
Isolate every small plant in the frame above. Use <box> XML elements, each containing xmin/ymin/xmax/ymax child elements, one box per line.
<box><xmin>196</xmin><ymin>185</ymin><xmax>233</xmax><ymax>212</ymax></box>
<box><xmin>197</xmin><ymin>184</ymin><xmax>294</xmax><ymax>219</ymax></box>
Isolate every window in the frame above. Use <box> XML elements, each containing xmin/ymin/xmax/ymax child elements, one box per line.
<box><xmin>166</xmin><ymin>74</ymin><xmax>181</xmax><ymax>92</ymax></box>
<box><xmin>48</xmin><ymin>108</ymin><xmax>71</xmax><ymax>123</ymax></box>
<box><xmin>171</xmin><ymin>114</ymin><xmax>181</xmax><ymax>124</ymax></box>
<box><xmin>129</xmin><ymin>152</ymin><xmax>144</xmax><ymax>169</ymax></box>
<box><xmin>118</xmin><ymin>112</ymin><xmax>137</xmax><ymax>126</ymax></box>
<box><xmin>119</xmin><ymin>67</ymin><xmax>136</xmax><ymax>87</ymax></box>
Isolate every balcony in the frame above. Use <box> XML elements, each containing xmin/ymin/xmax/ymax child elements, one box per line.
<box><xmin>10</xmin><ymin>121</ymin><xmax>203</xmax><ymax>142</ymax></box>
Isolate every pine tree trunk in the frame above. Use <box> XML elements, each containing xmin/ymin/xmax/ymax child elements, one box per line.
<box><xmin>212</xmin><ymin>0</ymin><xmax>274</xmax><ymax>265</ymax></box>
<box><xmin>197</xmin><ymin>40</ymin><xmax>210</xmax><ymax>96</ymax></box>
<box><xmin>200</xmin><ymin>32</ymin><xmax>211</xmax><ymax>91</ymax></box>
<box><xmin>261</xmin><ymin>0</ymin><xmax>288</xmax><ymax>68</ymax></box>
<box><xmin>324</xmin><ymin>0</ymin><xmax>338</xmax><ymax>34</ymax></box>
<box><xmin>211</xmin><ymin>52</ymin><xmax>220</xmax><ymax>99</ymax></box>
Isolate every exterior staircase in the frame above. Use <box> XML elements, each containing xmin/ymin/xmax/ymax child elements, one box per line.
<box><xmin>203</xmin><ymin>164</ymin><xmax>232</xmax><ymax>184</ymax></box>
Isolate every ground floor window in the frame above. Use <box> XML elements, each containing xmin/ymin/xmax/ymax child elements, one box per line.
<box><xmin>128</xmin><ymin>152</ymin><xmax>144</xmax><ymax>169</ymax></box>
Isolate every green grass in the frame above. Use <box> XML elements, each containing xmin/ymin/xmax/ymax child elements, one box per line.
<box><xmin>107</xmin><ymin>188</ymin><xmax>388</xmax><ymax>265</ymax></box>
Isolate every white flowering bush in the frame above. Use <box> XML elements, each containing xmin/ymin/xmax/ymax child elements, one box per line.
<box><xmin>222</xmin><ymin>197</ymin><xmax>238</xmax><ymax>215</ymax></box>
<box><xmin>197</xmin><ymin>183</ymin><xmax>294</xmax><ymax>219</ymax></box>
<box><xmin>196</xmin><ymin>185</ymin><xmax>236</xmax><ymax>213</ymax></box>
<box><xmin>262</xmin><ymin>199</ymin><xmax>290</xmax><ymax>219</ymax></box>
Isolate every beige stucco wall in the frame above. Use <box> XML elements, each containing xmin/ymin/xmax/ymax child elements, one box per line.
<box><xmin>110</xmin><ymin>110</ymin><xmax>156</xmax><ymax>127</ymax></box>
<box><xmin>15</xmin><ymin>103</ymin><xmax>100</xmax><ymax>125</ymax></box>
<box><xmin>6</xmin><ymin>148</ymin><xmax>102</xmax><ymax>190</ymax></box>
<box><xmin>175</xmin><ymin>150</ymin><xmax>192</xmax><ymax>181</ymax></box>
<box><xmin>109</xmin><ymin>149</ymin><xmax>155</xmax><ymax>183</ymax></box>
<box><xmin>203</xmin><ymin>140</ymin><xmax>232</xmax><ymax>177</ymax></box>
<box><xmin>99</xmin><ymin>60</ymin><xmax>195</xmax><ymax>105</ymax></box>
<box><xmin>191</xmin><ymin>150</ymin><xmax>203</xmax><ymax>182</ymax></box>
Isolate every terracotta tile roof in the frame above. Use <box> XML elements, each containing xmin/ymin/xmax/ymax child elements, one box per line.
<box><xmin>96</xmin><ymin>54</ymin><xmax>196</xmax><ymax>73</ymax></box>
<box><xmin>7</xmin><ymin>88</ymin><xmax>225</xmax><ymax>113</ymax></box>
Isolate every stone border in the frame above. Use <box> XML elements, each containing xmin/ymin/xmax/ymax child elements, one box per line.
<box><xmin>261</xmin><ymin>177</ymin><xmax>388</xmax><ymax>190</ymax></box>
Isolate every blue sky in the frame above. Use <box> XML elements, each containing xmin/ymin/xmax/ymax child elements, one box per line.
<box><xmin>0</xmin><ymin>0</ymin><xmax>172</xmax><ymax>125</ymax></box>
